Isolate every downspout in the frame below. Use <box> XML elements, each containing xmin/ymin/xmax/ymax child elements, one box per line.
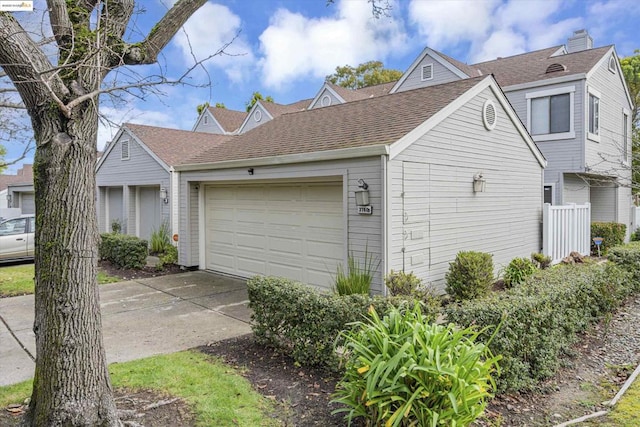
<box><xmin>169</xmin><ymin>167</ymin><xmax>179</xmax><ymax>246</ymax></box>
<box><xmin>382</xmin><ymin>152</ymin><xmax>390</xmax><ymax>297</ymax></box>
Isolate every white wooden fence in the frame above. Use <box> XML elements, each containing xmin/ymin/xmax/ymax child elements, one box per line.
<box><xmin>543</xmin><ymin>203</ymin><xmax>591</xmax><ymax>264</ymax></box>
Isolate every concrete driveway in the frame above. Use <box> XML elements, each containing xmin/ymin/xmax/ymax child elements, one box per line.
<box><xmin>0</xmin><ymin>271</ymin><xmax>251</xmax><ymax>386</ymax></box>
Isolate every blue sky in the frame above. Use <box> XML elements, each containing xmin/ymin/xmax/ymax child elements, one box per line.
<box><xmin>3</xmin><ymin>0</ymin><xmax>640</xmax><ymax>173</ymax></box>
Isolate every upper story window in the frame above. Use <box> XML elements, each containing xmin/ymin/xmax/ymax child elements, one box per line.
<box><xmin>421</xmin><ymin>64</ymin><xmax>433</xmax><ymax>81</ymax></box>
<box><xmin>203</xmin><ymin>115</ymin><xmax>208</xmax><ymax>125</ymax></box>
<box><xmin>587</xmin><ymin>87</ymin><xmax>601</xmax><ymax>142</ymax></box>
<box><xmin>608</xmin><ymin>55</ymin><xmax>617</xmax><ymax>73</ymax></box>
<box><xmin>526</xmin><ymin>85</ymin><xmax>575</xmax><ymax>142</ymax></box>
<box><xmin>121</xmin><ymin>139</ymin><xmax>130</xmax><ymax>160</ymax></box>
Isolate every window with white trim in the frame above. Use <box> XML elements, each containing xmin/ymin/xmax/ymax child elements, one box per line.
<box><xmin>421</xmin><ymin>64</ymin><xmax>433</xmax><ymax>81</ymax></box>
<box><xmin>121</xmin><ymin>139</ymin><xmax>130</xmax><ymax>160</ymax></box>
<box><xmin>608</xmin><ymin>55</ymin><xmax>616</xmax><ymax>73</ymax></box>
<box><xmin>203</xmin><ymin>115</ymin><xmax>208</xmax><ymax>125</ymax></box>
<box><xmin>543</xmin><ymin>185</ymin><xmax>553</xmax><ymax>205</ymax></box>
<box><xmin>587</xmin><ymin>87</ymin><xmax>601</xmax><ymax>141</ymax></box>
<box><xmin>526</xmin><ymin>86</ymin><xmax>575</xmax><ymax>141</ymax></box>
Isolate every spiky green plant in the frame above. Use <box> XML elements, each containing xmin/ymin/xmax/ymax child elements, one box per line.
<box><xmin>333</xmin><ymin>304</ymin><xmax>501</xmax><ymax>427</ymax></box>
<box><xmin>334</xmin><ymin>248</ymin><xmax>380</xmax><ymax>295</ymax></box>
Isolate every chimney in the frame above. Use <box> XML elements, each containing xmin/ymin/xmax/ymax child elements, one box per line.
<box><xmin>567</xmin><ymin>29</ymin><xmax>593</xmax><ymax>53</ymax></box>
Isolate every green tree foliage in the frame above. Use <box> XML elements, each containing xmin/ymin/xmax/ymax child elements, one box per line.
<box><xmin>326</xmin><ymin>60</ymin><xmax>402</xmax><ymax>89</ymax></box>
<box><xmin>196</xmin><ymin>101</ymin><xmax>209</xmax><ymax>115</ymax></box>
<box><xmin>245</xmin><ymin>91</ymin><xmax>274</xmax><ymax>112</ymax></box>
<box><xmin>0</xmin><ymin>144</ymin><xmax>6</xmax><ymax>173</ymax></box>
<box><xmin>215</xmin><ymin>102</ymin><xmax>226</xmax><ymax>108</ymax></box>
<box><xmin>621</xmin><ymin>51</ymin><xmax>640</xmax><ymax>192</ymax></box>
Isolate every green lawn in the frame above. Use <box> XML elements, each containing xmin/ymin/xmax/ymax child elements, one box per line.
<box><xmin>0</xmin><ymin>264</ymin><xmax>120</xmax><ymax>298</ymax></box>
<box><xmin>0</xmin><ymin>351</ymin><xmax>280</xmax><ymax>426</ymax></box>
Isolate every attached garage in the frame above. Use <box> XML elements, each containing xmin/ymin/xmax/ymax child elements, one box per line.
<box><xmin>203</xmin><ymin>181</ymin><xmax>344</xmax><ymax>290</ymax></box>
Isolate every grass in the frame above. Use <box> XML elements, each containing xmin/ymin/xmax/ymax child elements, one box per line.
<box><xmin>0</xmin><ymin>350</ymin><xmax>281</xmax><ymax>426</ymax></box>
<box><xmin>0</xmin><ymin>264</ymin><xmax>121</xmax><ymax>298</ymax></box>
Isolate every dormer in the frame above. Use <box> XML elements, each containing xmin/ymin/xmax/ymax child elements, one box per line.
<box><xmin>390</xmin><ymin>47</ymin><xmax>471</xmax><ymax>94</ymax></box>
<box><xmin>238</xmin><ymin>102</ymin><xmax>273</xmax><ymax>134</ymax></box>
<box><xmin>308</xmin><ymin>83</ymin><xmax>346</xmax><ymax>109</ymax></box>
<box><xmin>193</xmin><ymin>107</ymin><xmax>246</xmax><ymax>135</ymax></box>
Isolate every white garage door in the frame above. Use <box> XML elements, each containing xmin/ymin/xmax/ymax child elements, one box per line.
<box><xmin>205</xmin><ymin>182</ymin><xmax>344</xmax><ymax>290</ymax></box>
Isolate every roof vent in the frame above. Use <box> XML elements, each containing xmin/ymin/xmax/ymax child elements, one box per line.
<box><xmin>482</xmin><ymin>100</ymin><xmax>497</xmax><ymax>131</ymax></box>
<box><xmin>546</xmin><ymin>63</ymin><xmax>566</xmax><ymax>73</ymax></box>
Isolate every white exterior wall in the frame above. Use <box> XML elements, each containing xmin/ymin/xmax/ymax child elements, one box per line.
<box><xmin>394</xmin><ymin>54</ymin><xmax>464</xmax><ymax>92</ymax></box>
<box><xmin>389</xmin><ymin>87</ymin><xmax>544</xmax><ymax>291</ymax></box>
<box><xmin>193</xmin><ymin>110</ymin><xmax>224</xmax><ymax>134</ymax></box>
<box><xmin>178</xmin><ymin>157</ymin><xmax>386</xmax><ymax>294</ymax></box>
<box><xmin>309</xmin><ymin>89</ymin><xmax>342</xmax><ymax>109</ymax></box>
<box><xmin>96</xmin><ymin>133</ymin><xmax>171</xmax><ymax>234</ymax></box>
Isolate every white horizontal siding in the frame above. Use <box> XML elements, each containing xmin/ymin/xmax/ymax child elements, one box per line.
<box><xmin>390</xmin><ymin>87</ymin><xmax>543</xmax><ymax>291</ymax></box>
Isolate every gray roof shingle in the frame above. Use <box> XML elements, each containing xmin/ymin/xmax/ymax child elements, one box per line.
<box><xmin>183</xmin><ymin>77</ymin><xmax>484</xmax><ymax>166</ymax></box>
<box><xmin>207</xmin><ymin>107</ymin><xmax>246</xmax><ymax>133</ymax></box>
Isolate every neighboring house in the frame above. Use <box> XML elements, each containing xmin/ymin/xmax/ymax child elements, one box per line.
<box><xmin>95</xmin><ymin>123</ymin><xmax>227</xmax><ymax>241</ymax></box>
<box><xmin>238</xmin><ymin>99</ymin><xmax>310</xmax><ymax>134</ymax></box>
<box><xmin>0</xmin><ymin>165</ymin><xmax>34</xmax><ymax>217</ymax></box>
<box><xmin>174</xmin><ymin>75</ymin><xmax>546</xmax><ymax>293</ymax></box>
<box><xmin>392</xmin><ymin>29</ymin><xmax>634</xmax><ymax>237</ymax></box>
<box><xmin>192</xmin><ymin>106</ymin><xmax>247</xmax><ymax>135</ymax></box>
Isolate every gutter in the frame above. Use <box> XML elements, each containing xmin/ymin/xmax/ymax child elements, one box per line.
<box><xmin>175</xmin><ymin>144</ymin><xmax>391</xmax><ymax>172</ymax></box>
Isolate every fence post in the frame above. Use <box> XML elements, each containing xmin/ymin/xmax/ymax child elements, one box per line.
<box><xmin>543</xmin><ymin>203</ymin><xmax>551</xmax><ymax>259</ymax></box>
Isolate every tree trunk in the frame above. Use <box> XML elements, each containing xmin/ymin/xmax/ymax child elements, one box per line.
<box><xmin>25</xmin><ymin>107</ymin><xmax>119</xmax><ymax>426</ymax></box>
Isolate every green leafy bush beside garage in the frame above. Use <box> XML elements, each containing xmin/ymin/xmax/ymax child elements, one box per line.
<box><xmin>99</xmin><ymin>233</ymin><xmax>148</xmax><ymax>269</ymax></box>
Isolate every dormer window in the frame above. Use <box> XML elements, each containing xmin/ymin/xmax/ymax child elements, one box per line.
<box><xmin>254</xmin><ymin>110</ymin><xmax>262</xmax><ymax>122</ymax></box>
<box><xmin>421</xmin><ymin>64</ymin><xmax>433</xmax><ymax>81</ymax></box>
<box><xmin>608</xmin><ymin>55</ymin><xmax>617</xmax><ymax>73</ymax></box>
<box><xmin>121</xmin><ymin>139</ymin><xmax>130</xmax><ymax>160</ymax></box>
<box><xmin>203</xmin><ymin>115</ymin><xmax>208</xmax><ymax>125</ymax></box>
<box><xmin>321</xmin><ymin>94</ymin><xmax>332</xmax><ymax>107</ymax></box>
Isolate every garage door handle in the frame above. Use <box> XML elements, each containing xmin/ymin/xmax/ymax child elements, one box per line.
<box><xmin>15</xmin><ymin>238</ymin><xmax>24</xmax><ymax>241</ymax></box>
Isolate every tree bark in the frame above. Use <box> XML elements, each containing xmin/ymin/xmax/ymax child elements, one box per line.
<box><xmin>26</xmin><ymin>112</ymin><xmax>120</xmax><ymax>426</ymax></box>
<box><xmin>1</xmin><ymin>1</ymin><xmax>207</xmax><ymax>425</ymax></box>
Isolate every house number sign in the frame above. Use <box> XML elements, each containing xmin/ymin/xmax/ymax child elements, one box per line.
<box><xmin>357</xmin><ymin>206</ymin><xmax>373</xmax><ymax>215</ymax></box>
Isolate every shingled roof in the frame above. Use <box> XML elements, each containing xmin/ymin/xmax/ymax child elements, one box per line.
<box><xmin>261</xmin><ymin>99</ymin><xmax>311</xmax><ymax>118</ymax></box>
<box><xmin>182</xmin><ymin>76</ymin><xmax>485</xmax><ymax>166</ymax></box>
<box><xmin>124</xmin><ymin>123</ymin><xmax>230</xmax><ymax>167</ymax></box>
<box><xmin>327</xmin><ymin>81</ymin><xmax>395</xmax><ymax>102</ymax></box>
<box><xmin>471</xmin><ymin>45</ymin><xmax>611</xmax><ymax>87</ymax></box>
<box><xmin>207</xmin><ymin>107</ymin><xmax>246</xmax><ymax>133</ymax></box>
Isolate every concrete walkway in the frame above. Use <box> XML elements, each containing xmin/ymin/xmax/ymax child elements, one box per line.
<box><xmin>0</xmin><ymin>271</ymin><xmax>252</xmax><ymax>386</ymax></box>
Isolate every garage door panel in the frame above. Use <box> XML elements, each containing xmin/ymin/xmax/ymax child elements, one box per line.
<box><xmin>269</xmin><ymin>236</ymin><xmax>303</xmax><ymax>255</ymax></box>
<box><xmin>205</xmin><ymin>183</ymin><xmax>344</xmax><ymax>290</ymax></box>
<box><xmin>237</xmin><ymin>233</ymin><xmax>266</xmax><ymax>250</ymax></box>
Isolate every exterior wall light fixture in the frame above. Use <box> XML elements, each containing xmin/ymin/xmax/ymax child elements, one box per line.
<box><xmin>473</xmin><ymin>173</ymin><xmax>486</xmax><ymax>193</ymax></box>
<box><xmin>248</xmin><ymin>168</ymin><xmax>254</xmax><ymax>175</ymax></box>
<box><xmin>159</xmin><ymin>188</ymin><xmax>169</xmax><ymax>204</ymax></box>
<box><xmin>355</xmin><ymin>179</ymin><xmax>370</xmax><ymax>206</ymax></box>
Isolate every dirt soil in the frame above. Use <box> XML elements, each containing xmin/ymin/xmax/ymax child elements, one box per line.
<box><xmin>99</xmin><ymin>259</ymin><xmax>184</xmax><ymax>281</ymax></box>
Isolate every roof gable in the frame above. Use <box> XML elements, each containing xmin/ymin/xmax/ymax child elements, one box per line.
<box><xmin>180</xmin><ymin>77</ymin><xmax>492</xmax><ymax>168</ymax></box>
<box><xmin>390</xmin><ymin>47</ymin><xmax>470</xmax><ymax>93</ymax></box>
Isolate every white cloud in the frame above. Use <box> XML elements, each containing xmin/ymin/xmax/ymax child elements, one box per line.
<box><xmin>408</xmin><ymin>0</ymin><xmax>587</xmax><ymax>63</ymax></box>
<box><xmin>408</xmin><ymin>0</ymin><xmax>499</xmax><ymax>47</ymax></box>
<box><xmin>258</xmin><ymin>0</ymin><xmax>408</xmax><ymax>90</ymax></box>
<box><xmin>97</xmin><ymin>106</ymin><xmax>179</xmax><ymax>151</ymax></box>
<box><xmin>172</xmin><ymin>3</ymin><xmax>255</xmax><ymax>83</ymax></box>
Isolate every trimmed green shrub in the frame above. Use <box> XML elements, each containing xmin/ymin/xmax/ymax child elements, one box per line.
<box><xmin>531</xmin><ymin>252</ymin><xmax>551</xmax><ymax>269</ymax></box>
<box><xmin>248</xmin><ymin>276</ymin><xmax>439</xmax><ymax>367</ymax></box>
<box><xmin>384</xmin><ymin>270</ymin><xmax>421</xmax><ymax>296</ymax></box>
<box><xmin>502</xmin><ymin>257</ymin><xmax>537</xmax><ymax>288</ymax></box>
<box><xmin>445</xmin><ymin>251</ymin><xmax>494</xmax><ymax>301</ymax></box>
<box><xmin>608</xmin><ymin>242</ymin><xmax>640</xmax><ymax>291</ymax></box>
<box><xmin>157</xmin><ymin>244</ymin><xmax>178</xmax><ymax>269</ymax></box>
<box><xmin>333</xmin><ymin>304</ymin><xmax>500</xmax><ymax>427</ymax></box>
<box><xmin>334</xmin><ymin>250</ymin><xmax>380</xmax><ymax>296</ymax></box>
<box><xmin>99</xmin><ymin>233</ymin><xmax>148</xmax><ymax>269</ymax></box>
<box><xmin>446</xmin><ymin>262</ymin><xmax>634</xmax><ymax>392</ymax></box>
<box><xmin>631</xmin><ymin>228</ymin><xmax>640</xmax><ymax>242</ymax></box>
<box><xmin>591</xmin><ymin>222</ymin><xmax>626</xmax><ymax>255</ymax></box>
<box><xmin>110</xmin><ymin>218</ymin><xmax>122</xmax><ymax>234</ymax></box>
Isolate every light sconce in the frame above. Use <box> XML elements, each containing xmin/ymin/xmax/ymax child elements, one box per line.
<box><xmin>159</xmin><ymin>188</ymin><xmax>169</xmax><ymax>204</ymax></box>
<box><xmin>473</xmin><ymin>173</ymin><xmax>486</xmax><ymax>193</ymax></box>
<box><xmin>6</xmin><ymin>194</ymin><xmax>11</xmax><ymax>204</ymax></box>
<box><xmin>248</xmin><ymin>168</ymin><xmax>254</xmax><ymax>175</ymax></box>
<box><xmin>355</xmin><ymin>179</ymin><xmax>370</xmax><ymax>206</ymax></box>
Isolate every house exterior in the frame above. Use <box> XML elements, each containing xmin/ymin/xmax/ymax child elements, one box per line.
<box><xmin>1</xmin><ymin>165</ymin><xmax>34</xmax><ymax>218</ymax></box>
<box><xmin>393</xmin><ymin>29</ymin><xmax>634</xmax><ymax>237</ymax></box>
<box><xmin>95</xmin><ymin>123</ymin><xmax>226</xmax><ymax>241</ymax></box>
<box><xmin>192</xmin><ymin>106</ymin><xmax>247</xmax><ymax>135</ymax></box>
<box><xmin>174</xmin><ymin>75</ymin><xmax>546</xmax><ymax>293</ymax></box>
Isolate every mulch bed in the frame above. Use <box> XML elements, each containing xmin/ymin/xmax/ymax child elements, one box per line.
<box><xmin>98</xmin><ymin>260</ymin><xmax>184</xmax><ymax>281</ymax></box>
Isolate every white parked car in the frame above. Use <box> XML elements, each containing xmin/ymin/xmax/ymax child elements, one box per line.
<box><xmin>0</xmin><ymin>215</ymin><xmax>35</xmax><ymax>262</ymax></box>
